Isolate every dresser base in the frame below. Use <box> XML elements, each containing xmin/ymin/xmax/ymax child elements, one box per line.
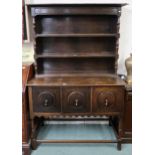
<box><xmin>28</xmin><ymin>76</ymin><xmax>125</xmax><ymax>151</ymax></box>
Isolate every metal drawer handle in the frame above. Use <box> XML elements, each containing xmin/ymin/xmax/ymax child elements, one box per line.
<box><xmin>105</xmin><ymin>99</ymin><xmax>109</xmax><ymax>107</ymax></box>
<box><xmin>44</xmin><ymin>99</ymin><xmax>48</xmax><ymax>107</ymax></box>
<box><xmin>74</xmin><ymin>99</ymin><xmax>79</xmax><ymax>107</ymax></box>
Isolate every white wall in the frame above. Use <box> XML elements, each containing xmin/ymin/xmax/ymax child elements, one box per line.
<box><xmin>24</xmin><ymin>0</ymin><xmax>132</xmax><ymax>75</ymax></box>
<box><xmin>118</xmin><ymin>3</ymin><xmax>132</xmax><ymax>75</ymax></box>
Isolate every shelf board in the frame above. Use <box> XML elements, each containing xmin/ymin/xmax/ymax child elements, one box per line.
<box><xmin>35</xmin><ymin>72</ymin><xmax>115</xmax><ymax>78</ymax></box>
<box><xmin>35</xmin><ymin>33</ymin><xmax>119</xmax><ymax>38</ymax></box>
<box><xmin>35</xmin><ymin>52</ymin><xmax>115</xmax><ymax>58</ymax></box>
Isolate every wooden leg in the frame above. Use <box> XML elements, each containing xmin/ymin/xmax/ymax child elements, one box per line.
<box><xmin>30</xmin><ymin>118</ymin><xmax>38</xmax><ymax>150</ymax></box>
<box><xmin>22</xmin><ymin>143</ymin><xmax>30</xmax><ymax>155</ymax></box>
<box><xmin>31</xmin><ymin>138</ymin><xmax>38</xmax><ymax>150</ymax></box>
<box><xmin>117</xmin><ymin>141</ymin><xmax>122</xmax><ymax>150</ymax></box>
<box><xmin>40</xmin><ymin>117</ymin><xmax>45</xmax><ymax>126</ymax></box>
<box><xmin>109</xmin><ymin>116</ymin><xmax>112</xmax><ymax>126</ymax></box>
<box><xmin>117</xmin><ymin>116</ymin><xmax>123</xmax><ymax>151</ymax></box>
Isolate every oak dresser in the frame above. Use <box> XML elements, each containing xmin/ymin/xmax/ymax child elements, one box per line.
<box><xmin>27</xmin><ymin>3</ymin><xmax>127</xmax><ymax>150</ymax></box>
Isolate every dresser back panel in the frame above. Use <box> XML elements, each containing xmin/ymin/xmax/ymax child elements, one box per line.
<box><xmin>36</xmin><ymin>37</ymin><xmax>116</xmax><ymax>55</ymax></box>
<box><xmin>36</xmin><ymin>58</ymin><xmax>115</xmax><ymax>75</ymax></box>
<box><xmin>35</xmin><ymin>15</ymin><xmax>117</xmax><ymax>34</ymax></box>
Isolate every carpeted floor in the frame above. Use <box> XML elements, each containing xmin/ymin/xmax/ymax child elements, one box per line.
<box><xmin>31</xmin><ymin>123</ymin><xmax>132</xmax><ymax>155</ymax></box>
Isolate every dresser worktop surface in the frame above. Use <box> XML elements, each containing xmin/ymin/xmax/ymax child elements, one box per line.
<box><xmin>27</xmin><ymin>75</ymin><xmax>125</xmax><ymax>86</ymax></box>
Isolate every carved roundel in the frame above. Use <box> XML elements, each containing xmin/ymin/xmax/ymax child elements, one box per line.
<box><xmin>67</xmin><ymin>91</ymin><xmax>85</xmax><ymax>109</ymax></box>
<box><xmin>38</xmin><ymin>91</ymin><xmax>55</xmax><ymax>107</ymax></box>
<box><xmin>97</xmin><ymin>91</ymin><xmax>115</xmax><ymax>108</ymax></box>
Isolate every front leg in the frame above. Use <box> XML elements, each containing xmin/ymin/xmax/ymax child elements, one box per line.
<box><xmin>40</xmin><ymin>117</ymin><xmax>45</xmax><ymax>126</ymax></box>
<box><xmin>30</xmin><ymin>118</ymin><xmax>38</xmax><ymax>150</ymax></box>
<box><xmin>109</xmin><ymin>116</ymin><xmax>112</xmax><ymax>126</ymax></box>
<box><xmin>117</xmin><ymin>116</ymin><xmax>123</xmax><ymax>151</ymax></box>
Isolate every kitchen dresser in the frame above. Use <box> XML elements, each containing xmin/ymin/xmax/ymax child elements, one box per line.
<box><xmin>26</xmin><ymin>3</ymin><xmax>127</xmax><ymax>150</ymax></box>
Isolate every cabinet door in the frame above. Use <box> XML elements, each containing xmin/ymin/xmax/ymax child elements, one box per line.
<box><xmin>92</xmin><ymin>87</ymin><xmax>124</xmax><ymax>113</ymax></box>
<box><xmin>62</xmin><ymin>87</ymin><xmax>90</xmax><ymax>113</ymax></box>
<box><xmin>32</xmin><ymin>87</ymin><xmax>61</xmax><ymax>112</ymax></box>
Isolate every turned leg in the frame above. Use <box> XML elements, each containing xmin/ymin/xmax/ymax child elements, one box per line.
<box><xmin>117</xmin><ymin>141</ymin><xmax>121</xmax><ymax>150</ymax></box>
<box><xmin>117</xmin><ymin>116</ymin><xmax>123</xmax><ymax>151</ymax></box>
<box><xmin>39</xmin><ymin>117</ymin><xmax>45</xmax><ymax>126</ymax></box>
<box><xmin>31</xmin><ymin>138</ymin><xmax>38</xmax><ymax>150</ymax></box>
<box><xmin>109</xmin><ymin>116</ymin><xmax>112</xmax><ymax>126</ymax></box>
<box><xmin>30</xmin><ymin>118</ymin><xmax>38</xmax><ymax>150</ymax></box>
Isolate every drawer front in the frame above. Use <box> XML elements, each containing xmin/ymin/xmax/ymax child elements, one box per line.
<box><xmin>62</xmin><ymin>87</ymin><xmax>90</xmax><ymax>113</ymax></box>
<box><xmin>32</xmin><ymin>87</ymin><xmax>61</xmax><ymax>112</ymax></box>
<box><xmin>92</xmin><ymin>87</ymin><xmax>124</xmax><ymax>112</ymax></box>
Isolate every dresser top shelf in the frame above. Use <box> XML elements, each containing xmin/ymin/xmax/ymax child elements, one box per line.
<box><xmin>28</xmin><ymin>3</ymin><xmax>127</xmax><ymax>7</ymax></box>
<box><xmin>27</xmin><ymin>75</ymin><xmax>125</xmax><ymax>86</ymax></box>
<box><xmin>30</xmin><ymin>4</ymin><xmax>126</xmax><ymax>17</ymax></box>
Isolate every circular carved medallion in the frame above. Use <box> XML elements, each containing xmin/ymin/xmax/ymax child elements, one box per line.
<box><xmin>67</xmin><ymin>91</ymin><xmax>85</xmax><ymax>109</ymax></box>
<box><xmin>97</xmin><ymin>91</ymin><xmax>115</xmax><ymax>108</ymax></box>
<box><xmin>38</xmin><ymin>91</ymin><xmax>55</xmax><ymax>107</ymax></box>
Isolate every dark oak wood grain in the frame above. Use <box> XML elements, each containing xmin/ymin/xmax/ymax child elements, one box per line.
<box><xmin>27</xmin><ymin>76</ymin><xmax>125</xmax><ymax>86</ymax></box>
<box><xmin>31</xmin><ymin>4</ymin><xmax>121</xmax><ymax>76</ymax></box>
<box><xmin>35</xmin><ymin>15</ymin><xmax>117</xmax><ymax>34</ymax></box>
<box><xmin>122</xmin><ymin>85</ymin><xmax>132</xmax><ymax>143</ymax></box>
<box><xmin>62</xmin><ymin>87</ymin><xmax>91</xmax><ymax>113</ymax></box>
<box><xmin>32</xmin><ymin>87</ymin><xmax>61</xmax><ymax>113</ymax></box>
<box><xmin>36</xmin><ymin>139</ymin><xmax>118</xmax><ymax>143</ymax></box>
<box><xmin>22</xmin><ymin>143</ymin><xmax>30</xmax><ymax>155</ymax></box>
<box><xmin>36</xmin><ymin>58</ymin><xmax>115</xmax><ymax>75</ymax></box>
<box><xmin>27</xmin><ymin>4</ymin><xmax>127</xmax><ymax>151</ymax></box>
<box><xmin>92</xmin><ymin>87</ymin><xmax>124</xmax><ymax>113</ymax></box>
<box><xmin>31</xmin><ymin>5</ymin><xmax>124</xmax><ymax>16</ymax></box>
<box><xmin>35</xmin><ymin>37</ymin><xmax>116</xmax><ymax>56</ymax></box>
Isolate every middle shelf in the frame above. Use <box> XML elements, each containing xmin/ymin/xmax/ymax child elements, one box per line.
<box><xmin>35</xmin><ymin>51</ymin><xmax>115</xmax><ymax>58</ymax></box>
<box><xmin>35</xmin><ymin>57</ymin><xmax>116</xmax><ymax>75</ymax></box>
<box><xmin>35</xmin><ymin>37</ymin><xmax>116</xmax><ymax>55</ymax></box>
<box><xmin>35</xmin><ymin>33</ymin><xmax>119</xmax><ymax>38</ymax></box>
